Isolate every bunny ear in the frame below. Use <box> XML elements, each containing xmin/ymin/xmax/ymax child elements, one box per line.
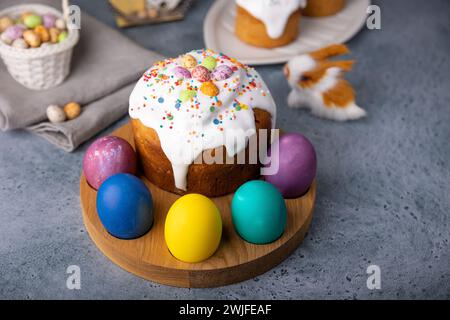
<box><xmin>309</xmin><ymin>44</ymin><xmax>350</xmax><ymax>60</ymax></box>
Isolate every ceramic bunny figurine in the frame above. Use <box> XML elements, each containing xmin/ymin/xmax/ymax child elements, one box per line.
<box><xmin>284</xmin><ymin>44</ymin><xmax>366</xmax><ymax>121</ymax></box>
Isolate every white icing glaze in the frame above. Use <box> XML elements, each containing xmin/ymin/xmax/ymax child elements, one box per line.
<box><xmin>129</xmin><ymin>49</ymin><xmax>276</xmax><ymax>191</ymax></box>
<box><xmin>236</xmin><ymin>0</ymin><xmax>306</xmax><ymax>39</ymax></box>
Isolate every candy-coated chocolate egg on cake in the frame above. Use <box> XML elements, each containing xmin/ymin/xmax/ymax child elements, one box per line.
<box><xmin>211</xmin><ymin>65</ymin><xmax>233</xmax><ymax>81</ymax></box>
<box><xmin>0</xmin><ymin>16</ymin><xmax>14</xmax><ymax>33</ymax></box>
<box><xmin>231</xmin><ymin>180</ymin><xmax>287</xmax><ymax>244</ymax></box>
<box><xmin>96</xmin><ymin>174</ymin><xmax>153</xmax><ymax>239</ymax></box>
<box><xmin>201</xmin><ymin>56</ymin><xmax>217</xmax><ymax>71</ymax></box>
<box><xmin>173</xmin><ymin>66</ymin><xmax>191</xmax><ymax>79</ymax></box>
<box><xmin>3</xmin><ymin>25</ymin><xmax>25</xmax><ymax>41</ymax></box>
<box><xmin>46</xmin><ymin>104</ymin><xmax>66</xmax><ymax>123</ymax></box>
<box><xmin>182</xmin><ymin>54</ymin><xmax>197</xmax><ymax>68</ymax></box>
<box><xmin>165</xmin><ymin>194</ymin><xmax>222</xmax><ymax>263</ymax></box>
<box><xmin>264</xmin><ymin>133</ymin><xmax>317</xmax><ymax>198</ymax></box>
<box><xmin>64</xmin><ymin>102</ymin><xmax>81</xmax><ymax>120</ymax></box>
<box><xmin>191</xmin><ymin>65</ymin><xmax>211</xmax><ymax>82</ymax></box>
<box><xmin>83</xmin><ymin>136</ymin><xmax>137</xmax><ymax>190</ymax></box>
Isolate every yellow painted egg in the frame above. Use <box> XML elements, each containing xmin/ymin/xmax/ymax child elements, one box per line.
<box><xmin>165</xmin><ymin>194</ymin><xmax>222</xmax><ymax>263</ymax></box>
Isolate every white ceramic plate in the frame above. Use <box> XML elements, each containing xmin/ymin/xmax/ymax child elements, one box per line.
<box><xmin>204</xmin><ymin>0</ymin><xmax>370</xmax><ymax>65</ymax></box>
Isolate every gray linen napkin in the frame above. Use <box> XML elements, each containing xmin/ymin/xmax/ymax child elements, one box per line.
<box><xmin>0</xmin><ymin>0</ymin><xmax>163</xmax><ymax>151</ymax></box>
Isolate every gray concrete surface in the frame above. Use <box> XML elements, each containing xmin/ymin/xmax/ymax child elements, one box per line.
<box><xmin>0</xmin><ymin>0</ymin><xmax>449</xmax><ymax>299</ymax></box>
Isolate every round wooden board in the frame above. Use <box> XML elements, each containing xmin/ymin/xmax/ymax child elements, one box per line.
<box><xmin>80</xmin><ymin>122</ymin><xmax>316</xmax><ymax>288</ymax></box>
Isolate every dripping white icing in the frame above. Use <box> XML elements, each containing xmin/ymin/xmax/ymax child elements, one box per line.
<box><xmin>236</xmin><ymin>0</ymin><xmax>306</xmax><ymax>39</ymax></box>
<box><xmin>129</xmin><ymin>49</ymin><xmax>276</xmax><ymax>191</ymax></box>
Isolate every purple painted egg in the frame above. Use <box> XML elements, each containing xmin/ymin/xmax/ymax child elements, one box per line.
<box><xmin>4</xmin><ymin>25</ymin><xmax>25</xmax><ymax>41</ymax></box>
<box><xmin>83</xmin><ymin>136</ymin><xmax>137</xmax><ymax>190</ymax></box>
<box><xmin>42</xmin><ymin>13</ymin><xmax>57</xmax><ymax>29</ymax></box>
<box><xmin>263</xmin><ymin>133</ymin><xmax>317</xmax><ymax>198</ymax></box>
<box><xmin>212</xmin><ymin>65</ymin><xmax>233</xmax><ymax>81</ymax></box>
<box><xmin>173</xmin><ymin>66</ymin><xmax>191</xmax><ymax>79</ymax></box>
<box><xmin>191</xmin><ymin>65</ymin><xmax>211</xmax><ymax>83</ymax></box>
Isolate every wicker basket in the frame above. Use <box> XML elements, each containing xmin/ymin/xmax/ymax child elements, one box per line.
<box><xmin>0</xmin><ymin>4</ymin><xmax>79</xmax><ymax>90</ymax></box>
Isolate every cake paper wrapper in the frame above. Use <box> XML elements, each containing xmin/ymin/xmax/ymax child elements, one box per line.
<box><xmin>0</xmin><ymin>0</ymin><xmax>163</xmax><ymax>152</ymax></box>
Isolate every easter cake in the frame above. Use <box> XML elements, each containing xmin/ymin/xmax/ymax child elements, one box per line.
<box><xmin>129</xmin><ymin>49</ymin><xmax>276</xmax><ymax>197</ymax></box>
<box><xmin>234</xmin><ymin>0</ymin><xmax>306</xmax><ymax>48</ymax></box>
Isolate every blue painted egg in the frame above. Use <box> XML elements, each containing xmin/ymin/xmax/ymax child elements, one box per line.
<box><xmin>96</xmin><ymin>174</ymin><xmax>153</xmax><ymax>239</ymax></box>
<box><xmin>231</xmin><ymin>180</ymin><xmax>287</xmax><ymax>244</ymax></box>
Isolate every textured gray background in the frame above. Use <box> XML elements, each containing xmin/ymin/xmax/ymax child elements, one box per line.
<box><xmin>0</xmin><ymin>0</ymin><xmax>449</xmax><ymax>299</ymax></box>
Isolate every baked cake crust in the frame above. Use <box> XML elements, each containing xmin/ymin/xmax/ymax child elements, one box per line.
<box><xmin>132</xmin><ymin>108</ymin><xmax>272</xmax><ymax>197</ymax></box>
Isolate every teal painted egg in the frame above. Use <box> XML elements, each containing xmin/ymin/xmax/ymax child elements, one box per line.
<box><xmin>231</xmin><ymin>180</ymin><xmax>287</xmax><ymax>244</ymax></box>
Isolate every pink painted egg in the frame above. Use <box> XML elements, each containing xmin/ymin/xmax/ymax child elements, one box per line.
<box><xmin>83</xmin><ymin>136</ymin><xmax>137</xmax><ymax>190</ymax></box>
<box><xmin>192</xmin><ymin>65</ymin><xmax>211</xmax><ymax>82</ymax></box>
